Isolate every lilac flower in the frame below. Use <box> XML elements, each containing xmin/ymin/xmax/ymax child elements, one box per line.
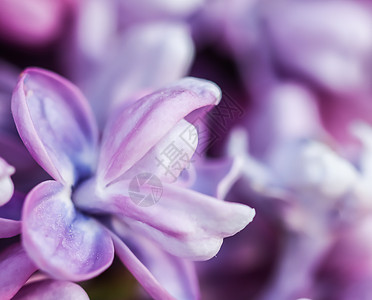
<box><xmin>12</xmin><ymin>68</ymin><xmax>255</xmax><ymax>299</ymax></box>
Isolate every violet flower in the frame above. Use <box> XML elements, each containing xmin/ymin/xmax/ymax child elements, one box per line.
<box><xmin>11</xmin><ymin>68</ymin><xmax>255</xmax><ymax>299</ymax></box>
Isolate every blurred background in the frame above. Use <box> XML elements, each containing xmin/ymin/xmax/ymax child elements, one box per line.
<box><xmin>2</xmin><ymin>0</ymin><xmax>372</xmax><ymax>299</ymax></box>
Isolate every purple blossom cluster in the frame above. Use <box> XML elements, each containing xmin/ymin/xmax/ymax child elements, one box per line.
<box><xmin>0</xmin><ymin>0</ymin><xmax>372</xmax><ymax>299</ymax></box>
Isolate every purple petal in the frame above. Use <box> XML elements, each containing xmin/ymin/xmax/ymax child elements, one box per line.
<box><xmin>75</xmin><ymin>180</ymin><xmax>255</xmax><ymax>260</ymax></box>
<box><xmin>247</xmin><ymin>82</ymin><xmax>322</xmax><ymax>157</ymax></box>
<box><xmin>0</xmin><ymin>157</ymin><xmax>14</xmax><ymax>206</ymax></box>
<box><xmin>112</xmin><ymin>221</ymin><xmax>199</xmax><ymax>300</ymax></box>
<box><xmin>12</xmin><ymin>68</ymin><xmax>98</xmax><ymax>186</ymax></box>
<box><xmin>63</xmin><ymin>0</ymin><xmax>117</xmax><ymax>95</ymax></box>
<box><xmin>111</xmin><ymin>233</ymin><xmax>176</xmax><ymax>300</ymax></box>
<box><xmin>98</xmin><ymin>77</ymin><xmax>221</xmax><ymax>186</ymax></box>
<box><xmin>0</xmin><ymin>243</ymin><xmax>37</xmax><ymax>299</ymax></box>
<box><xmin>120</xmin><ymin>119</ymin><xmax>198</xmax><ymax>184</ymax></box>
<box><xmin>191</xmin><ymin>157</ymin><xmax>243</xmax><ymax>199</ymax></box>
<box><xmin>0</xmin><ymin>218</ymin><xmax>21</xmax><ymax>238</ymax></box>
<box><xmin>22</xmin><ymin>180</ymin><xmax>114</xmax><ymax>281</ymax></box>
<box><xmin>13</xmin><ymin>279</ymin><xmax>89</xmax><ymax>300</ymax></box>
<box><xmin>318</xmin><ymin>97</ymin><xmax>372</xmax><ymax>146</ymax></box>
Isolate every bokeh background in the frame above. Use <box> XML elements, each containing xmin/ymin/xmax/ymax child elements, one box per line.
<box><xmin>2</xmin><ymin>0</ymin><xmax>372</xmax><ymax>299</ymax></box>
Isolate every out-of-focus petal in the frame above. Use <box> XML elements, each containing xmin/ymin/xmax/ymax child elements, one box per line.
<box><xmin>0</xmin><ymin>218</ymin><xmax>21</xmax><ymax>238</ymax></box>
<box><xmin>0</xmin><ymin>243</ymin><xmax>37</xmax><ymax>299</ymax></box>
<box><xmin>75</xmin><ymin>0</ymin><xmax>117</xmax><ymax>63</ymax></box>
<box><xmin>318</xmin><ymin>96</ymin><xmax>372</xmax><ymax>147</ymax></box>
<box><xmin>22</xmin><ymin>180</ymin><xmax>114</xmax><ymax>281</ymax></box>
<box><xmin>248</xmin><ymin>82</ymin><xmax>322</xmax><ymax>157</ymax></box>
<box><xmin>227</xmin><ymin>127</ymin><xmax>285</xmax><ymax>198</ymax></box>
<box><xmin>269</xmin><ymin>140</ymin><xmax>358</xmax><ymax>200</ymax></box>
<box><xmin>263</xmin><ymin>0</ymin><xmax>372</xmax><ymax>95</ymax></box>
<box><xmin>68</xmin><ymin>3</ymin><xmax>194</xmax><ymax>128</ymax></box>
<box><xmin>108</xmin><ymin>22</ymin><xmax>195</xmax><ymax>109</ymax></box>
<box><xmin>351</xmin><ymin>122</ymin><xmax>372</xmax><ymax>178</ymax></box>
<box><xmin>0</xmin><ymin>0</ymin><xmax>67</xmax><ymax>47</ymax></box>
<box><xmin>112</xmin><ymin>219</ymin><xmax>199</xmax><ymax>300</ymax></box>
<box><xmin>63</xmin><ymin>0</ymin><xmax>117</xmax><ymax>89</ymax></box>
<box><xmin>75</xmin><ymin>180</ymin><xmax>255</xmax><ymax>260</ymax></box>
<box><xmin>191</xmin><ymin>157</ymin><xmax>243</xmax><ymax>199</ymax></box>
<box><xmin>13</xmin><ymin>279</ymin><xmax>89</xmax><ymax>300</ymax></box>
<box><xmin>12</xmin><ymin>68</ymin><xmax>98</xmax><ymax>186</ymax></box>
<box><xmin>98</xmin><ymin>77</ymin><xmax>221</xmax><ymax>186</ymax></box>
<box><xmin>0</xmin><ymin>157</ymin><xmax>14</xmax><ymax>206</ymax></box>
<box><xmin>118</xmin><ymin>0</ymin><xmax>204</xmax><ymax>23</ymax></box>
<box><xmin>80</xmin><ymin>21</ymin><xmax>195</xmax><ymax>128</ymax></box>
